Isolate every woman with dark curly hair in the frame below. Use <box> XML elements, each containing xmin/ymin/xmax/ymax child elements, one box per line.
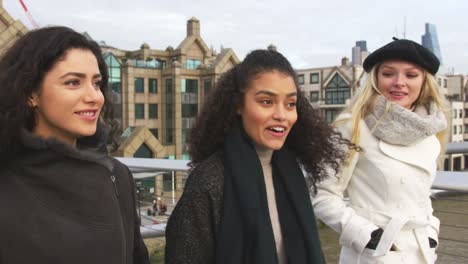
<box><xmin>0</xmin><ymin>26</ymin><xmax>149</xmax><ymax>264</ymax></box>
<box><xmin>165</xmin><ymin>49</ymin><xmax>349</xmax><ymax>264</ymax></box>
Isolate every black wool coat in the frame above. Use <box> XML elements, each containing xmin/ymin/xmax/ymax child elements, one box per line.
<box><xmin>0</xmin><ymin>129</ymin><xmax>149</xmax><ymax>264</ymax></box>
<box><xmin>165</xmin><ymin>151</ymin><xmax>325</xmax><ymax>264</ymax></box>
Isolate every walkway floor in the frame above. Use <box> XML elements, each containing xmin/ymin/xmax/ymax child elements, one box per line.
<box><xmin>318</xmin><ymin>192</ymin><xmax>468</xmax><ymax>263</ymax></box>
<box><xmin>143</xmin><ymin>193</ymin><xmax>468</xmax><ymax>263</ymax></box>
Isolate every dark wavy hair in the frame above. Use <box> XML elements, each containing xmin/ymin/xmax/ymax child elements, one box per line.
<box><xmin>0</xmin><ymin>26</ymin><xmax>118</xmax><ymax>159</ymax></box>
<box><xmin>189</xmin><ymin>49</ymin><xmax>351</xmax><ymax>192</ymax></box>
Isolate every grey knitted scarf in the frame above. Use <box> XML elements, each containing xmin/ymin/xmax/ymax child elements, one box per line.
<box><xmin>364</xmin><ymin>96</ymin><xmax>447</xmax><ymax>146</ymax></box>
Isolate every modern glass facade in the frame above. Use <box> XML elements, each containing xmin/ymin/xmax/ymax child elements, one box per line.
<box><xmin>422</xmin><ymin>23</ymin><xmax>443</xmax><ymax>64</ymax></box>
<box><xmin>104</xmin><ymin>53</ymin><xmax>122</xmax><ymax>126</ymax></box>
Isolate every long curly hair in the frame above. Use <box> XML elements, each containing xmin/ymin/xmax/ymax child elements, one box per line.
<box><xmin>189</xmin><ymin>49</ymin><xmax>351</xmax><ymax>192</ymax></box>
<box><xmin>0</xmin><ymin>26</ymin><xmax>119</xmax><ymax>160</ymax></box>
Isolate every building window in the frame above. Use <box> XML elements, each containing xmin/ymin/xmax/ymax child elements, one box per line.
<box><xmin>454</xmin><ymin>125</ymin><xmax>457</xmax><ymax>135</ymax></box>
<box><xmin>443</xmin><ymin>79</ymin><xmax>447</xmax><ymax>88</ymax></box>
<box><xmin>182</xmin><ymin>129</ymin><xmax>191</xmax><ymax>146</ymax></box>
<box><xmin>104</xmin><ymin>53</ymin><xmax>122</xmax><ymax>125</ymax></box>
<box><xmin>310</xmin><ymin>73</ymin><xmax>319</xmax><ymax>84</ymax></box>
<box><xmin>135</xmin><ymin>78</ymin><xmax>144</xmax><ymax>93</ymax></box>
<box><xmin>149</xmin><ymin>79</ymin><xmax>158</xmax><ymax>93</ymax></box>
<box><xmin>186</xmin><ymin>59</ymin><xmax>202</xmax><ymax>69</ymax></box>
<box><xmin>182</xmin><ymin>79</ymin><xmax>198</xmax><ymax>93</ymax></box>
<box><xmin>325</xmin><ymin>109</ymin><xmax>340</xmax><ymax>123</ymax></box>
<box><xmin>163</xmin><ymin>174</ymin><xmax>173</xmax><ymax>192</ymax></box>
<box><xmin>105</xmin><ymin>53</ymin><xmax>122</xmax><ymax>93</ymax></box>
<box><xmin>181</xmin><ymin>79</ymin><xmax>199</xmax><ymax>118</ymax></box>
<box><xmin>149</xmin><ymin>128</ymin><xmax>158</xmax><ymax>139</ymax></box>
<box><xmin>135</xmin><ymin>104</ymin><xmax>144</xmax><ymax>119</ymax></box>
<box><xmin>182</xmin><ymin>104</ymin><xmax>198</xmax><ymax>118</ymax></box>
<box><xmin>460</xmin><ymin>109</ymin><xmax>463</xmax><ymax>118</ymax></box>
<box><xmin>204</xmin><ymin>79</ymin><xmax>212</xmax><ymax>96</ymax></box>
<box><xmin>149</xmin><ymin>104</ymin><xmax>158</xmax><ymax>119</ymax></box>
<box><xmin>310</xmin><ymin>91</ymin><xmax>319</xmax><ymax>102</ymax></box>
<box><xmin>454</xmin><ymin>109</ymin><xmax>457</xmax><ymax>118</ymax></box>
<box><xmin>298</xmin><ymin>74</ymin><xmax>304</xmax><ymax>85</ymax></box>
<box><xmin>460</xmin><ymin>125</ymin><xmax>463</xmax><ymax>134</ymax></box>
<box><xmin>128</xmin><ymin>59</ymin><xmax>162</xmax><ymax>69</ymax></box>
<box><xmin>165</xmin><ymin>79</ymin><xmax>174</xmax><ymax>144</ymax></box>
<box><xmin>325</xmin><ymin>73</ymin><xmax>350</xmax><ymax>105</ymax></box>
<box><xmin>134</xmin><ymin>143</ymin><xmax>153</xmax><ymax>158</ymax></box>
<box><xmin>166</xmin><ymin>128</ymin><xmax>173</xmax><ymax>144</ymax></box>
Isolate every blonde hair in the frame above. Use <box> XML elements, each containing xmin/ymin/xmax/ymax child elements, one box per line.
<box><xmin>336</xmin><ymin>63</ymin><xmax>449</xmax><ymax>164</ymax></box>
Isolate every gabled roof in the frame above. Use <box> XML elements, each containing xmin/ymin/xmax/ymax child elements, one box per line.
<box><xmin>113</xmin><ymin>126</ymin><xmax>167</xmax><ymax>158</ymax></box>
<box><xmin>210</xmin><ymin>48</ymin><xmax>240</xmax><ymax>71</ymax></box>
<box><xmin>177</xmin><ymin>35</ymin><xmax>210</xmax><ymax>55</ymax></box>
<box><xmin>322</xmin><ymin>66</ymin><xmax>353</xmax><ymax>88</ymax></box>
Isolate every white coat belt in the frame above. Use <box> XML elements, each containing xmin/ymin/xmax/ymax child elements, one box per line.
<box><xmin>353</xmin><ymin>207</ymin><xmax>434</xmax><ymax>263</ymax></box>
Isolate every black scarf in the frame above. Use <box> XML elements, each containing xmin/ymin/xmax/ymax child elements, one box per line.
<box><xmin>216</xmin><ymin>125</ymin><xmax>324</xmax><ymax>264</ymax></box>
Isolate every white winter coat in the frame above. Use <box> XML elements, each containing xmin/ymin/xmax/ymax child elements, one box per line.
<box><xmin>313</xmin><ymin>114</ymin><xmax>439</xmax><ymax>264</ymax></box>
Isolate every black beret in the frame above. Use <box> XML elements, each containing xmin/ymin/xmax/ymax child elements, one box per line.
<box><xmin>363</xmin><ymin>38</ymin><xmax>440</xmax><ymax>75</ymax></box>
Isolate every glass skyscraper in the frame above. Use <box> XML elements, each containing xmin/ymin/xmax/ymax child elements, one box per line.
<box><xmin>422</xmin><ymin>23</ymin><xmax>443</xmax><ymax>64</ymax></box>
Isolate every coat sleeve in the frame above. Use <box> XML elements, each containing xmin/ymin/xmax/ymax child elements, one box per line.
<box><xmin>133</xmin><ymin>213</ymin><xmax>150</xmax><ymax>264</ymax></box>
<box><xmin>165</xmin><ymin>170</ymin><xmax>220</xmax><ymax>264</ymax></box>
<box><xmin>312</xmin><ymin>118</ymin><xmax>379</xmax><ymax>255</ymax></box>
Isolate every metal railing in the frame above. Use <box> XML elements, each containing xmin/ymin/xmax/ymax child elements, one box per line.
<box><xmin>128</xmin><ymin>142</ymin><xmax>468</xmax><ymax>261</ymax></box>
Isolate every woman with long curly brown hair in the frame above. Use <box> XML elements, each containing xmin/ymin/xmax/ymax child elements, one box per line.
<box><xmin>165</xmin><ymin>49</ymin><xmax>349</xmax><ymax>264</ymax></box>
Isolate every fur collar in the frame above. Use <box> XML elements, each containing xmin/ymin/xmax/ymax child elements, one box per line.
<box><xmin>364</xmin><ymin>96</ymin><xmax>447</xmax><ymax>146</ymax></box>
<box><xmin>19</xmin><ymin>122</ymin><xmax>114</xmax><ymax>171</ymax></box>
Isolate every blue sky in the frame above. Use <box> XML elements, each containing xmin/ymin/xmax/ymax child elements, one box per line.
<box><xmin>4</xmin><ymin>0</ymin><xmax>468</xmax><ymax>74</ymax></box>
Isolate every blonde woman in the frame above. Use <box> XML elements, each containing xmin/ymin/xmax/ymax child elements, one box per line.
<box><xmin>312</xmin><ymin>38</ymin><xmax>448</xmax><ymax>264</ymax></box>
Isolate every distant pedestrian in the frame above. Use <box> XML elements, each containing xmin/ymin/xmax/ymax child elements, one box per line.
<box><xmin>160</xmin><ymin>202</ymin><xmax>167</xmax><ymax>215</ymax></box>
<box><xmin>152</xmin><ymin>199</ymin><xmax>158</xmax><ymax>216</ymax></box>
<box><xmin>313</xmin><ymin>38</ymin><xmax>448</xmax><ymax>263</ymax></box>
